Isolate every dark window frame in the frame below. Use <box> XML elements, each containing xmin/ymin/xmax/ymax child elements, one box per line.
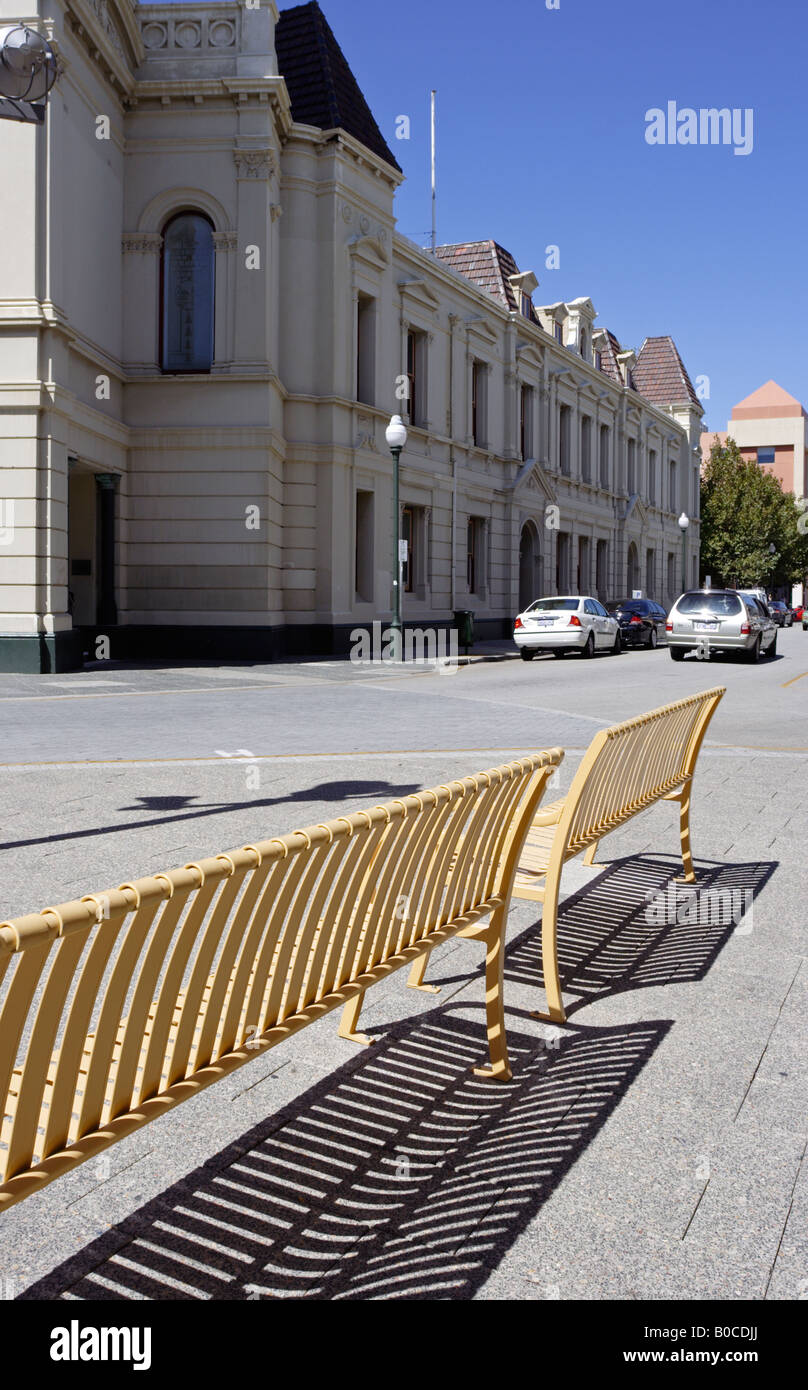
<box><xmin>159</xmin><ymin>210</ymin><xmax>216</xmax><ymax>375</ymax></box>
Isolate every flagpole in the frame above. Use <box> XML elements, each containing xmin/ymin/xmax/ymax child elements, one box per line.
<box><xmin>431</xmin><ymin>89</ymin><xmax>437</xmax><ymax>254</ymax></box>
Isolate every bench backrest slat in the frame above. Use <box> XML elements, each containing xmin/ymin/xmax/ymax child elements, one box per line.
<box><xmin>562</xmin><ymin>688</ymin><xmax>725</xmax><ymax>853</ymax></box>
<box><xmin>0</xmin><ymin>751</ymin><xmax>562</xmax><ymax>1199</ymax></box>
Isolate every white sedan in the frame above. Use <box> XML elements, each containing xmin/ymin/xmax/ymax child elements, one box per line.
<box><xmin>513</xmin><ymin>595</ymin><xmax>622</xmax><ymax>661</ymax></box>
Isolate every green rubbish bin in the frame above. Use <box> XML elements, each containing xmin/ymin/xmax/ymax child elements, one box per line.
<box><xmin>454</xmin><ymin>609</ymin><xmax>474</xmax><ymax>655</ymax></box>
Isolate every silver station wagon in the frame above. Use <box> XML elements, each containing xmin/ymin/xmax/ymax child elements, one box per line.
<box><xmin>667</xmin><ymin>589</ymin><xmax>777</xmax><ymax>663</ymax></box>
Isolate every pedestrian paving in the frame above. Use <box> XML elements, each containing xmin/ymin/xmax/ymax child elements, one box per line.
<box><xmin>1</xmin><ymin>644</ymin><xmax>806</xmax><ymax>1302</ymax></box>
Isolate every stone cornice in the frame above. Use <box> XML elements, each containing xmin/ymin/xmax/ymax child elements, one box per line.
<box><xmin>222</xmin><ymin>77</ymin><xmax>292</xmax><ymax>133</ymax></box>
<box><xmin>313</xmin><ymin>126</ymin><xmax>403</xmax><ymax>189</ymax></box>
<box><xmin>65</xmin><ymin>0</ymin><xmax>142</xmax><ymax>94</ymax></box>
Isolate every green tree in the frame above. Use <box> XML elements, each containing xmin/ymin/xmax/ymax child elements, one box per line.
<box><xmin>700</xmin><ymin>436</ymin><xmax>808</xmax><ymax>591</ymax></box>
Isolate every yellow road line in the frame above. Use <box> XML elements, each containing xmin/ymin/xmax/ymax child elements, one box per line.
<box><xmin>0</xmin><ymin>683</ymin><xmax>292</xmax><ymax>704</ymax></box>
<box><xmin>0</xmin><ymin>746</ymin><xmax>547</xmax><ymax>769</ymax></box>
<box><xmin>782</xmin><ymin>671</ymin><xmax>808</xmax><ymax>688</ymax></box>
<box><xmin>1</xmin><ymin>743</ymin><xmax>807</xmax><ymax>770</ymax></box>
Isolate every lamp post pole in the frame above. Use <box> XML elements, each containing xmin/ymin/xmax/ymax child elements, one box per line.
<box><xmin>678</xmin><ymin>512</ymin><xmax>690</xmax><ymax>594</ymax></box>
<box><xmin>385</xmin><ymin>415</ymin><xmax>408</xmax><ymax>661</ymax></box>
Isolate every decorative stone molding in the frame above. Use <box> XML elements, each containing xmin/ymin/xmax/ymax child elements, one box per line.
<box><xmin>270</xmin><ymin>204</ymin><xmax>283</xmax><ymax>223</ymax></box>
<box><xmin>141</xmin><ymin>20</ymin><xmax>167</xmax><ymax>49</ymax></box>
<box><xmin>355</xmin><ymin>415</ymin><xmax>378</xmax><ymax>452</ymax></box>
<box><xmin>234</xmin><ymin>149</ymin><xmax>277</xmax><ymax>181</ymax></box>
<box><xmin>212</xmin><ymin>232</ymin><xmax>238</xmax><ymax>252</ymax></box>
<box><xmin>175</xmin><ymin>20</ymin><xmax>201</xmax><ymax>49</ymax></box>
<box><xmin>87</xmin><ymin>0</ymin><xmax>125</xmax><ymax>59</ymax></box>
<box><xmin>139</xmin><ymin>13</ymin><xmax>237</xmax><ymax>51</ymax></box>
<box><xmin>209</xmin><ymin>18</ymin><xmax>236</xmax><ymax>48</ymax></box>
<box><xmin>347</xmin><ymin>232</ymin><xmax>389</xmax><ymax>267</ymax></box>
<box><xmin>122</xmin><ymin>232</ymin><xmax>163</xmax><ymax>255</ymax></box>
<box><xmin>341</xmin><ymin>204</ymin><xmax>353</xmax><ymax>223</ymax></box>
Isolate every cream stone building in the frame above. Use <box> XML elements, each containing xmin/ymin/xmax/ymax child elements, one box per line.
<box><xmin>0</xmin><ymin>0</ymin><xmax>703</xmax><ymax>672</ymax></box>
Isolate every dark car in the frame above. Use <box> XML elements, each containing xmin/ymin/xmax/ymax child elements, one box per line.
<box><xmin>768</xmin><ymin>601</ymin><xmax>793</xmax><ymax>627</ymax></box>
<box><xmin>607</xmin><ymin>598</ymin><xmax>668</xmax><ymax>649</ymax></box>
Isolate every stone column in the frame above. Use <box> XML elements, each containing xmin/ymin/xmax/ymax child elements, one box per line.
<box><xmin>232</xmin><ymin>148</ymin><xmax>276</xmax><ymax>371</ymax></box>
<box><xmin>212</xmin><ymin>232</ymin><xmax>238</xmax><ymax>366</ymax></box>
<box><xmin>122</xmin><ymin>233</ymin><xmax>163</xmax><ymax>370</ymax></box>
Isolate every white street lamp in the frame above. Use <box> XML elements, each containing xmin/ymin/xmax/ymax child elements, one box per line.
<box><xmin>385</xmin><ymin>415</ymin><xmax>408</xmax><ymax>657</ymax></box>
<box><xmin>678</xmin><ymin>512</ymin><xmax>690</xmax><ymax>594</ymax></box>
<box><xmin>385</xmin><ymin>415</ymin><xmax>408</xmax><ymax>452</ymax></box>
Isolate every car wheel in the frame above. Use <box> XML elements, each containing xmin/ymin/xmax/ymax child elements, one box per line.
<box><xmin>765</xmin><ymin>632</ymin><xmax>777</xmax><ymax>658</ymax></box>
<box><xmin>520</xmin><ymin>648</ymin><xmax>535</xmax><ymax>661</ymax></box>
<box><xmin>581</xmin><ymin>633</ymin><xmax>595</xmax><ymax>659</ymax></box>
<box><xmin>649</xmin><ymin>628</ymin><xmax>658</xmax><ymax>649</ymax></box>
<box><xmin>745</xmin><ymin>635</ymin><xmax>762</xmax><ymax>664</ymax></box>
<box><xmin>610</xmin><ymin>632</ymin><xmax>621</xmax><ymax>655</ymax></box>
<box><xmin>670</xmin><ymin>647</ymin><xmax>685</xmax><ymax>662</ymax></box>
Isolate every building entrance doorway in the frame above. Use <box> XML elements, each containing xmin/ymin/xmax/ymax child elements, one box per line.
<box><xmin>68</xmin><ymin>464</ymin><xmax>118</xmax><ymax>627</ymax></box>
<box><xmin>519</xmin><ymin>521</ymin><xmax>541</xmax><ymax>610</ymax></box>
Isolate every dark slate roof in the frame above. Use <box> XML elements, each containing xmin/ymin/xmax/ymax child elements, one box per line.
<box><xmin>596</xmin><ymin>330</ymin><xmax>626</xmax><ymax>386</ymax></box>
<box><xmin>276</xmin><ymin>2</ymin><xmax>401</xmax><ymax>172</ymax></box>
<box><xmin>634</xmin><ymin>335</ymin><xmax>700</xmax><ymax>408</ymax></box>
<box><xmin>434</xmin><ymin>241</ymin><xmax>539</xmax><ymax>321</ymax></box>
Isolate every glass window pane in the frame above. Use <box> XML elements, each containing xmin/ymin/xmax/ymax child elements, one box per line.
<box><xmin>162</xmin><ymin>214</ymin><xmax>215</xmax><ymax>371</ymax></box>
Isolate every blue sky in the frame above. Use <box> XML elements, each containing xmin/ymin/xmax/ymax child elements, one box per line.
<box><xmin>156</xmin><ymin>0</ymin><xmax>808</xmax><ymax>432</ymax></box>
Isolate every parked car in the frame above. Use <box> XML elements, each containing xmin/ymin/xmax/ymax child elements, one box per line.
<box><xmin>768</xmin><ymin>601</ymin><xmax>793</xmax><ymax>627</ymax></box>
<box><xmin>803</xmin><ymin>610</ymin><xmax>808</xmax><ymax>631</ymax></box>
<box><xmin>735</xmin><ymin>587</ymin><xmax>769</xmax><ymax>608</ymax></box>
<box><xmin>513</xmin><ymin>595</ymin><xmax>621</xmax><ymax>660</ymax></box>
<box><xmin>790</xmin><ymin>604</ymin><xmax>804</xmax><ymax>622</ymax></box>
<box><xmin>667</xmin><ymin>589</ymin><xmax>777</xmax><ymax>662</ymax></box>
<box><xmin>607</xmin><ymin>598</ymin><xmax>668</xmax><ymax>649</ymax></box>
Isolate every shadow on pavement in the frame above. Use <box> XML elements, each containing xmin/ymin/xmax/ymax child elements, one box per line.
<box><xmin>15</xmin><ymin>854</ymin><xmax>773</xmax><ymax>1301</ymax></box>
<box><xmin>0</xmin><ymin>780</ymin><xmax>421</xmax><ymax>855</ymax></box>
<box><xmin>21</xmin><ymin>1010</ymin><xmax>670</xmax><ymax>1301</ymax></box>
<box><xmin>503</xmin><ymin>855</ymin><xmax>776</xmax><ymax>1019</ymax></box>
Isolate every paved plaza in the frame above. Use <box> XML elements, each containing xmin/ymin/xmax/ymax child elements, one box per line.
<box><xmin>1</xmin><ymin>630</ymin><xmax>806</xmax><ymax>1300</ymax></box>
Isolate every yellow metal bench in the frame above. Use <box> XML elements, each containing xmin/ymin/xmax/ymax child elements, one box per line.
<box><xmin>0</xmin><ymin>750</ymin><xmax>562</xmax><ymax>1212</ymax></box>
<box><xmin>513</xmin><ymin>688</ymin><xmax>725</xmax><ymax>1022</ymax></box>
<box><xmin>413</xmin><ymin>689</ymin><xmax>725</xmax><ymax>1024</ymax></box>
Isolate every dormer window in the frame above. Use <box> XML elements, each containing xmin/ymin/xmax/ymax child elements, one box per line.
<box><xmin>595</xmin><ymin>350</ymin><xmax>603</xmax><ymax>372</ymax></box>
<box><xmin>554</xmin><ymin>321</ymin><xmax>563</xmax><ymax>344</ymax></box>
<box><xmin>521</xmin><ymin>292</ymin><xmax>532</xmax><ymax>319</ymax></box>
<box><xmin>580</xmin><ymin>329</ymin><xmax>588</xmax><ymax>360</ymax></box>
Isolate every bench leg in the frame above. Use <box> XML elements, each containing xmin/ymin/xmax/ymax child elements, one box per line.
<box><xmin>473</xmin><ymin>908</ymin><xmax>513</xmax><ymax>1082</ymax></box>
<box><xmin>675</xmin><ymin>791</ymin><xmax>696</xmax><ymax>884</ymax></box>
<box><xmin>532</xmin><ymin>871</ymin><xmax>566</xmax><ymax>1024</ymax></box>
<box><xmin>407</xmin><ymin>948</ymin><xmax>441</xmax><ymax>994</ymax></box>
<box><xmin>583</xmin><ymin>840</ymin><xmax>600</xmax><ymax>866</ymax></box>
<box><xmin>338</xmin><ymin>991</ymin><xmax>375</xmax><ymax>1047</ymax></box>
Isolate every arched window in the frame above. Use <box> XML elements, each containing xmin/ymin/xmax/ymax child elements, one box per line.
<box><xmin>160</xmin><ymin>212</ymin><xmax>215</xmax><ymax>372</ymax></box>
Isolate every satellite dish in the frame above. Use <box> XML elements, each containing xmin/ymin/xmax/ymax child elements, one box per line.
<box><xmin>0</xmin><ymin>24</ymin><xmax>58</xmax><ymax>123</ymax></box>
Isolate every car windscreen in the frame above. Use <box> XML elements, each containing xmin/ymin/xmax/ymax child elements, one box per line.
<box><xmin>527</xmin><ymin>599</ymin><xmax>580</xmax><ymax>612</ymax></box>
<box><xmin>609</xmin><ymin>601</ymin><xmax>647</xmax><ymax>614</ymax></box>
<box><xmin>676</xmin><ymin>593</ymin><xmax>742</xmax><ymax>617</ymax></box>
